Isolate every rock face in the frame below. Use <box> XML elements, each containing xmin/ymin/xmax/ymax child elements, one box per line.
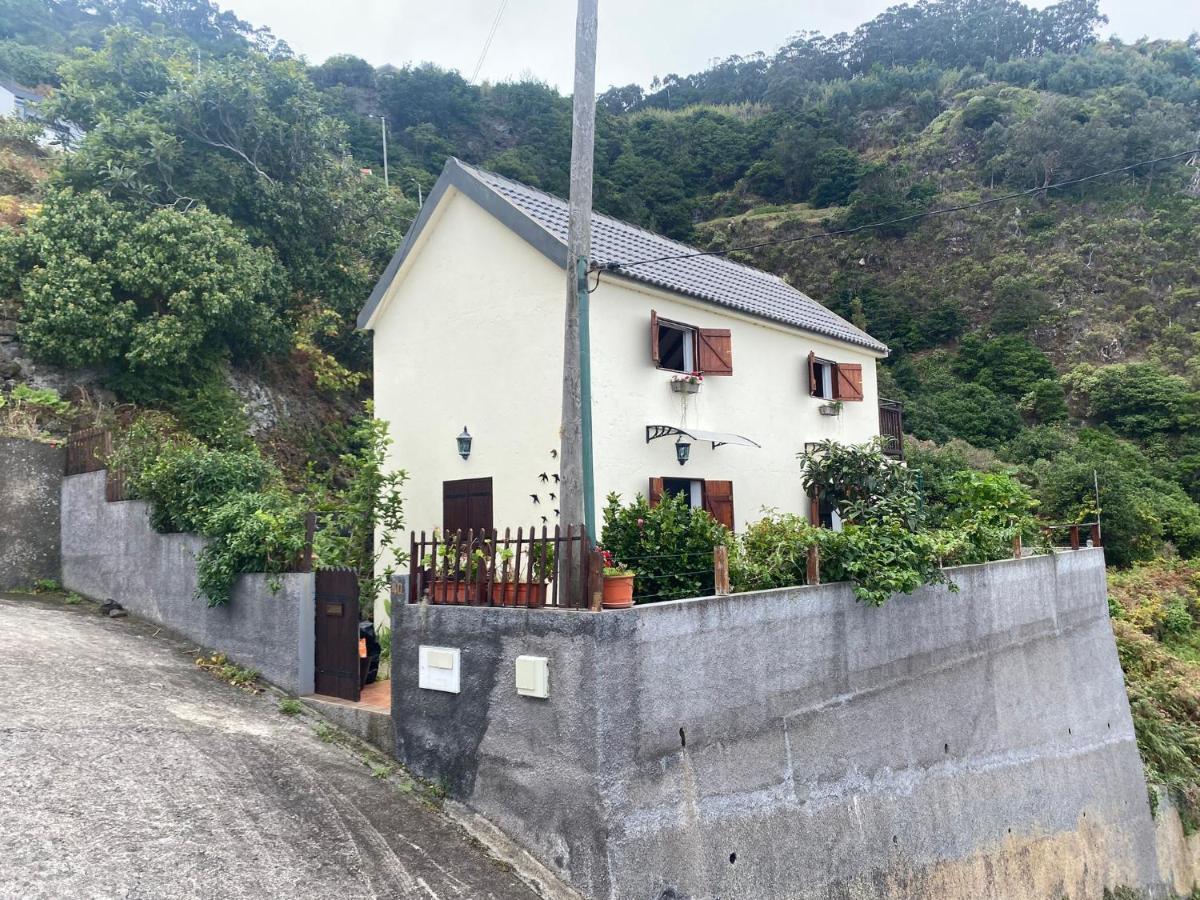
<box><xmin>0</xmin><ymin>301</ymin><xmax>114</xmax><ymax>403</ymax></box>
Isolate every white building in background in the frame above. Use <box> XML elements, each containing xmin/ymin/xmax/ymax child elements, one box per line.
<box><xmin>0</xmin><ymin>73</ymin><xmax>82</xmax><ymax>150</ymax></box>
<box><xmin>358</xmin><ymin>158</ymin><xmax>898</xmax><ymax>545</ymax></box>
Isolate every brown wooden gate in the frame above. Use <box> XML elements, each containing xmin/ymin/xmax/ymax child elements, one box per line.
<box><xmin>314</xmin><ymin>568</ymin><xmax>361</xmax><ymax>702</ymax></box>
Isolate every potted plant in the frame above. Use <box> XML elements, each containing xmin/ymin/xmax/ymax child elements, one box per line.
<box><xmin>424</xmin><ymin>543</ymin><xmax>487</xmax><ymax>603</ymax></box>
<box><xmin>818</xmin><ymin>400</ymin><xmax>843</xmax><ymax>416</ymax></box>
<box><xmin>600</xmin><ymin>549</ymin><xmax>635</xmax><ymax>609</ymax></box>
<box><xmin>670</xmin><ymin>371</ymin><xmax>703</xmax><ymax>394</ymax></box>
<box><xmin>492</xmin><ymin>544</ymin><xmax>553</xmax><ymax>606</ymax></box>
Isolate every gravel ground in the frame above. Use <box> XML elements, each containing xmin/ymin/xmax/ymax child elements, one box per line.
<box><xmin>0</xmin><ymin>593</ymin><xmax>539</xmax><ymax>900</ymax></box>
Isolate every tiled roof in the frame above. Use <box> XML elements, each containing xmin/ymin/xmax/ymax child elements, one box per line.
<box><xmin>456</xmin><ymin>161</ymin><xmax>888</xmax><ymax>353</ymax></box>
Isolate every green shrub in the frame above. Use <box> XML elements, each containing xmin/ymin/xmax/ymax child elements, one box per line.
<box><xmin>728</xmin><ymin>511</ymin><xmax>826</xmax><ymax>592</ymax></box>
<box><xmin>600</xmin><ymin>490</ymin><xmax>729</xmax><ymax>603</ymax></box>
<box><xmin>196</xmin><ymin>489</ymin><xmax>307</xmax><ymax>606</ymax></box>
<box><xmin>311</xmin><ymin>405</ymin><xmax>408</xmax><ymax>600</ymax></box>
<box><xmin>113</xmin><ymin>419</ymin><xmax>275</xmax><ymax>533</ymax></box>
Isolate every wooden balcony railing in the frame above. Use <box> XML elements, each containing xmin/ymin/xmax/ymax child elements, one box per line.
<box><xmin>879</xmin><ymin>398</ymin><xmax>904</xmax><ymax>459</ymax></box>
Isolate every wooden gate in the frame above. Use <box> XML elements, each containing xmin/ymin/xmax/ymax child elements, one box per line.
<box><xmin>314</xmin><ymin>568</ymin><xmax>361</xmax><ymax>702</ymax></box>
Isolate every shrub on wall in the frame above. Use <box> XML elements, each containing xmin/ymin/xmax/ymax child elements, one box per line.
<box><xmin>600</xmin><ymin>490</ymin><xmax>729</xmax><ymax>603</ymax></box>
<box><xmin>113</xmin><ymin>418</ymin><xmax>276</xmax><ymax>534</ymax></box>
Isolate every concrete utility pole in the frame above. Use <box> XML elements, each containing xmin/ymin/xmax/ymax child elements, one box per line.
<box><xmin>380</xmin><ymin>115</ymin><xmax>389</xmax><ymax>188</ymax></box>
<box><xmin>558</xmin><ymin>0</ymin><xmax>599</xmax><ymax>544</ymax></box>
<box><xmin>372</xmin><ymin>114</ymin><xmax>389</xmax><ymax>188</ymax></box>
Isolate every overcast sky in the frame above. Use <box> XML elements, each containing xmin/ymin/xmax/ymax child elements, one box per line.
<box><xmin>229</xmin><ymin>0</ymin><xmax>1197</xmax><ymax>91</ymax></box>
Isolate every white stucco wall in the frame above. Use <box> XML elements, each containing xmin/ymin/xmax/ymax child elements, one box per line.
<box><xmin>371</xmin><ymin>186</ymin><xmax>564</xmax><ymax>551</ymax></box>
<box><xmin>0</xmin><ymin>87</ymin><xmax>17</xmax><ymax>118</ymax></box>
<box><xmin>589</xmin><ymin>276</ymin><xmax>883</xmax><ymax>528</ymax></box>
<box><xmin>369</xmin><ymin>187</ymin><xmax>887</xmax><ymax>614</ymax></box>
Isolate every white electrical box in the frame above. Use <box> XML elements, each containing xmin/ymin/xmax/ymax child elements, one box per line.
<box><xmin>515</xmin><ymin>655</ymin><xmax>549</xmax><ymax>699</ymax></box>
<box><xmin>418</xmin><ymin>646</ymin><xmax>461</xmax><ymax>693</ymax></box>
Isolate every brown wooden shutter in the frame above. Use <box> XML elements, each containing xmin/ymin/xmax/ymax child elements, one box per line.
<box><xmin>443</xmin><ymin>478</ymin><xmax>494</xmax><ymax>535</ymax></box>
<box><xmin>807</xmin><ymin>351</ymin><xmax>818</xmax><ymax>397</ymax></box>
<box><xmin>697</xmin><ymin>328</ymin><xmax>733</xmax><ymax>375</ymax></box>
<box><xmin>703</xmin><ymin>480</ymin><xmax>735</xmax><ymax>531</ymax></box>
<box><xmin>834</xmin><ymin>363</ymin><xmax>864</xmax><ymax>401</ymax></box>
<box><xmin>648</xmin><ymin>477</ymin><xmax>664</xmax><ymax>506</ymax></box>
<box><xmin>650</xmin><ymin>310</ymin><xmax>660</xmax><ymax>365</ymax></box>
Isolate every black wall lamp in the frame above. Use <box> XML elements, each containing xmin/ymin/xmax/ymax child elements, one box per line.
<box><xmin>457</xmin><ymin>426</ymin><xmax>473</xmax><ymax>460</ymax></box>
<box><xmin>675</xmin><ymin>434</ymin><xmax>691</xmax><ymax>466</ymax></box>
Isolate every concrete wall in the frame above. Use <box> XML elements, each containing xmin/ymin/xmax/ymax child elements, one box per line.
<box><xmin>392</xmin><ymin>549</ymin><xmax>1172</xmax><ymax>900</ymax></box>
<box><xmin>61</xmin><ymin>471</ymin><xmax>315</xmax><ymax>695</ymax></box>
<box><xmin>0</xmin><ymin>437</ymin><xmax>63</xmax><ymax>591</ymax></box>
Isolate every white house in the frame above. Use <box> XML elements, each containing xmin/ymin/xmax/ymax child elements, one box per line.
<box><xmin>359</xmin><ymin>158</ymin><xmax>897</xmax><ymax>548</ymax></box>
<box><xmin>0</xmin><ymin>74</ymin><xmax>82</xmax><ymax>149</ymax></box>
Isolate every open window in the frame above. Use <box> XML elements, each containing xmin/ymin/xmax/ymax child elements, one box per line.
<box><xmin>807</xmin><ymin>351</ymin><xmax>863</xmax><ymax>401</ymax></box>
<box><xmin>651</xmin><ymin>310</ymin><xmax>733</xmax><ymax>376</ymax></box>
<box><xmin>649</xmin><ymin>477</ymin><xmax>735</xmax><ymax>530</ymax></box>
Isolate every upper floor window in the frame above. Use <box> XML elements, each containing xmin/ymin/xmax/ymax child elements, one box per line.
<box><xmin>650</xmin><ymin>310</ymin><xmax>733</xmax><ymax>376</ymax></box>
<box><xmin>807</xmin><ymin>351</ymin><xmax>863</xmax><ymax>401</ymax></box>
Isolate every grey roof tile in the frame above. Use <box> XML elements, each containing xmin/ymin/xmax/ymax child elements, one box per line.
<box><xmin>456</xmin><ymin>160</ymin><xmax>888</xmax><ymax>354</ymax></box>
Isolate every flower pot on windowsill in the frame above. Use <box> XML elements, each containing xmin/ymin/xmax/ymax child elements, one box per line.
<box><xmin>818</xmin><ymin>402</ymin><xmax>842</xmax><ymax>416</ymax></box>
<box><xmin>602</xmin><ymin>573</ymin><xmax>635</xmax><ymax>609</ymax></box>
<box><xmin>670</xmin><ymin>380</ymin><xmax>701</xmax><ymax>395</ymax></box>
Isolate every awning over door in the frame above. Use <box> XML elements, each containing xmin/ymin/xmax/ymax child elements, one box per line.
<box><xmin>645</xmin><ymin>425</ymin><xmax>761</xmax><ymax>449</ymax></box>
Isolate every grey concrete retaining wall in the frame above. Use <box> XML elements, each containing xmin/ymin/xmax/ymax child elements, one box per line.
<box><xmin>0</xmin><ymin>437</ymin><xmax>63</xmax><ymax>591</ymax></box>
<box><xmin>62</xmin><ymin>471</ymin><xmax>314</xmax><ymax>695</ymax></box>
<box><xmin>393</xmin><ymin>549</ymin><xmax>1172</xmax><ymax>900</ymax></box>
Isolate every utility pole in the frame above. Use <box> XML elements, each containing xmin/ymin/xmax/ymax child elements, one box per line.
<box><xmin>558</xmin><ymin>0</ymin><xmax>598</xmax><ymax>547</ymax></box>
<box><xmin>372</xmin><ymin>114</ymin><xmax>389</xmax><ymax>188</ymax></box>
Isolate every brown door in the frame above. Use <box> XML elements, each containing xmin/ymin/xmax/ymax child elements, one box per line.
<box><xmin>443</xmin><ymin>477</ymin><xmax>494</xmax><ymax>536</ymax></box>
<box><xmin>314</xmin><ymin>568</ymin><xmax>361</xmax><ymax>701</ymax></box>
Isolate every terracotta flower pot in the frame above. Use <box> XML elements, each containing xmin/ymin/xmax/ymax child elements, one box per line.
<box><xmin>602</xmin><ymin>574</ymin><xmax>634</xmax><ymax>609</ymax></box>
<box><xmin>430</xmin><ymin>581</ymin><xmax>468</xmax><ymax>604</ymax></box>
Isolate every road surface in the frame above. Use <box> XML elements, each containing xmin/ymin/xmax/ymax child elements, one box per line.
<box><xmin>0</xmin><ymin>593</ymin><xmax>539</xmax><ymax>900</ymax></box>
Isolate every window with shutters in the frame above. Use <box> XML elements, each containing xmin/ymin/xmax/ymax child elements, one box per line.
<box><xmin>807</xmin><ymin>352</ymin><xmax>864</xmax><ymax>401</ymax></box>
<box><xmin>649</xmin><ymin>477</ymin><xmax>735</xmax><ymax>531</ymax></box>
<box><xmin>651</xmin><ymin>310</ymin><xmax>733</xmax><ymax>376</ymax></box>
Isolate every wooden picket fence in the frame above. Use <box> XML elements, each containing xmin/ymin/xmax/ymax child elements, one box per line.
<box><xmin>408</xmin><ymin>524</ymin><xmax>603</xmax><ymax>610</ymax></box>
<box><xmin>65</xmin><ymin>427</ymin><xmax>129</xmax><ymax>501</ymax></box>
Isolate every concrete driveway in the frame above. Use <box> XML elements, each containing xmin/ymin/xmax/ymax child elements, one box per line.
<box><xmin>0</xmin><ymin>594</ymin><xmax>540</xmax><ymax>900</ymax></box>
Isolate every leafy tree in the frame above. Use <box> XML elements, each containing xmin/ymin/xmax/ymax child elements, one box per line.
<box><xmin>1085</xmin><ymin>363</ymin><xmax>1200</xmax><ymax>438</ymax></box>
<box><xmin>18</xmin><ymin>189</ymin><xmax>287</xmax><ymax>378</ymax></box>
<box><xmin>1033</xmin><ymin>430</ymin><xmax>1200</xmax><ymax>566</ymax></box>
<box><xmin>808</xmin><ymin>146</ymin><xmax>861</xmax><ymax>207</ymax></box>
<box><xmin>953</xmin><ymin>334</ymin><xmax>1056</xmax><ymax>400</ymax></box>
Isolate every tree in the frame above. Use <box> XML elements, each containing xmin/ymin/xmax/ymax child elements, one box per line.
<box><xmin>1085</xmin><ymin>363</ymin><xmax>1199</xmax><ymax>438</ymax></box>
<box><xmin>17</xmin><ymin>189</ymin><xmax>287</xmax><ymax>379</ymax></box>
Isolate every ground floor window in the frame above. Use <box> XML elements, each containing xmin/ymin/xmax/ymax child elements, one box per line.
<box><xmin>662</xmin><ymin>477</ymin><xmax>704</xmax><ymax>508</ymax></box>
<box><xmin>649</xmin><ymin>477</ymin><xmax>735</xmax><ymax>530</ymax></box>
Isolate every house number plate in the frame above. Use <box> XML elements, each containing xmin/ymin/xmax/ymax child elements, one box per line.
<box><xmin>325</xmin><ymin>602</ymin><xmax>344</xmax><ymax>617</ymax></box>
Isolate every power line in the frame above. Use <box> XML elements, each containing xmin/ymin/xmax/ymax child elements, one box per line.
<box><xmin>470</xmin><ymin>0</ymin><xmax>509</xmax><ymax>84</ymax></box>
<box><xmin>601</xmin><ymin>148</ymin><xmax>1200</xmax><ymax>272</ymax></box>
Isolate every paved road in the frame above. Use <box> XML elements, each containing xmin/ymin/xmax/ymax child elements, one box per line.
<box><xmin>0</xmin><ymin>594</ymin><xmax>539</xmax><ymax>900</ymax></box>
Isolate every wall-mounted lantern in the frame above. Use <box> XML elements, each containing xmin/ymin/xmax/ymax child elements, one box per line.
<box><xmin>675</xmin><ymin>434</ymin><xmax>691</xmax><ymax>466</ymax></box>
<box><xmin>457</xmin><ymin>426</ymin><xmax>473</xmax><ymax>460</ymax></box>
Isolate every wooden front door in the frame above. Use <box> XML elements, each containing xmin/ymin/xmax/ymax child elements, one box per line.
<box><xmin>314</xmin><ymin>568</ymin><xmax>361</xmax><ymax>701</ymax></box>
<box><xmin>443</xmin><ymin>477</ymin><xmax>494</xmax><ymax>536</ymax></box>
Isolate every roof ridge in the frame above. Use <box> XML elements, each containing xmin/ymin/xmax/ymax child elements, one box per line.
<box><xmin>419</xmin><ymin>157</ymin><xmax>886</xmax><ymax>354</ymax></box>
<box><xmin>451</xmin><ymin>157</ymin><xmax>795</xmax><ymax>285</ymax></box>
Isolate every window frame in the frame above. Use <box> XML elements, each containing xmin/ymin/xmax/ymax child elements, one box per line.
<box><xmin>655</xmin><ymin>317</ymin><xmax>698</xmax><ymax>374</ymax></box>
<box><xmin>810</xmin><ymin>356</ymin><xmax>835</xmax><ymax>400</ymax></box>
